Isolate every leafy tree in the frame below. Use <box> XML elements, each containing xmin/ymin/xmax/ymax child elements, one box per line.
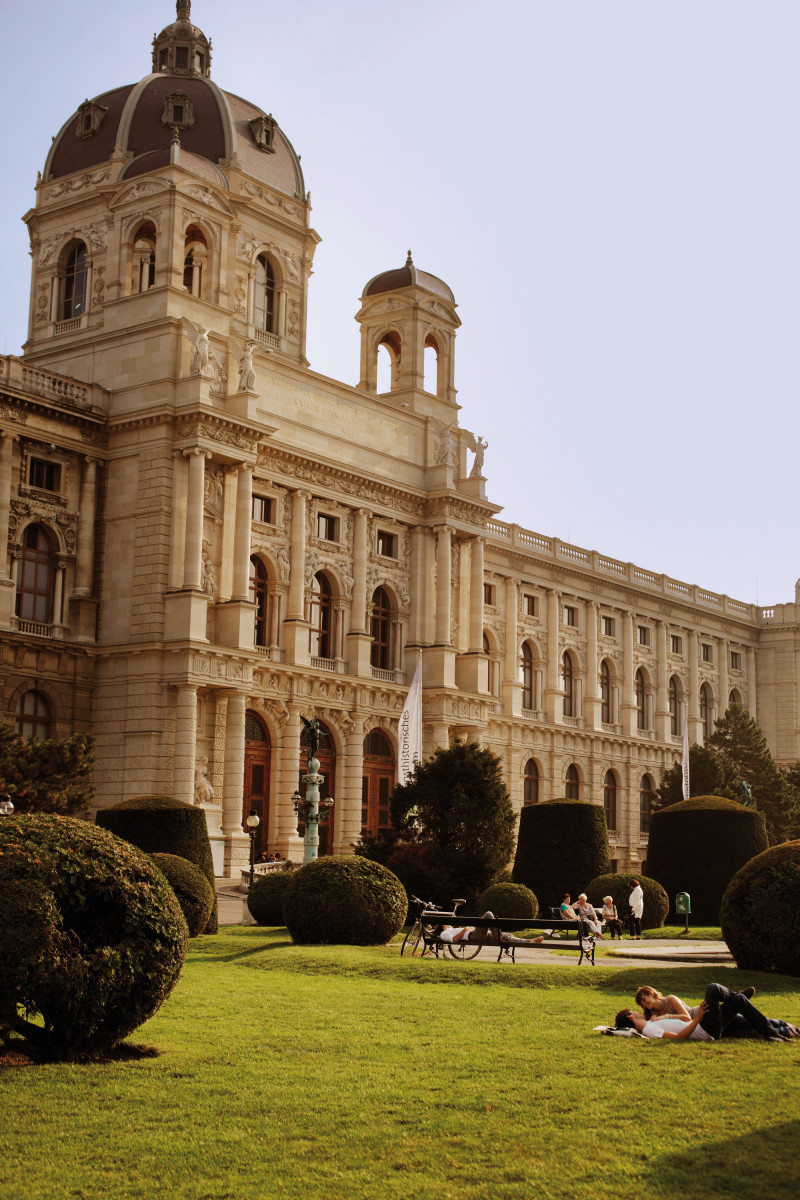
<box><xmin>657</xmin><ymin>743</ymin><xmax>738</xmax><ymax>809</ymax></box>
<box><xmin>0</xmin><ymin>723</ymin><xmax>95</xmax><ymax>815</ymax></box>
<box><xmin>361</xmin><ymin>741</ymin><xmax>516</xmax><ymax>905</ymax></box>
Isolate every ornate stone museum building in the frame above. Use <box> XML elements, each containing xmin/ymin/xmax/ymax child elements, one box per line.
<box><xmin>3</xmin><ymin>3</ymin><xmax>799</xmax><ymax>875</ymax></box>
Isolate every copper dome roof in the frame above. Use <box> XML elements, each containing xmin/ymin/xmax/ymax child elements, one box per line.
<box><xmin>364</xmin><ymin>252</ymin><xmax>455</xmax><ymax>303</ymax></box>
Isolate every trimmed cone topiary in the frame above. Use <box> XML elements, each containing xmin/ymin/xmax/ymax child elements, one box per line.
<box><xmin>0</xmin><ymin>814</ymin><xmax>188</xmax><ymax>1062</ymax></box>
<box><xmin>150</xmin><ymin>852</ymin><xmax>214</xmax><ymax>937</ymax></box>
<box><xmin>720</xmin><ymin>840</ymin><xmax>800</xmax><ymax>975</ymax></box>
<box><xmin>585</xmin><ymin>872</ymin><xmax>669</xmax><ymax>931</ymax></box>
<box><xmin>645</xmin><ymin>796</ymin><xmax>769</xmax><ymax>924</ymax></box>
<box><xmin>283</xmin><ymin>855</ymin><xmax>408</xmax><ymax>945</ymax></box>
<box><xmin>475</xmin><ymin>881</ymin><xmax>538</xmax><ymax>919</ymax></box>
<box><xmin>512</xmin><ymin>799</ymin><xmax>611</xmax><ymax>910</ymax></box>
<box><xmin>248</xmin><ymin>870</ymin><xmax>294</xmax><ymax>926</ymax></box>
<box><xmin>96</xmin><ymin>795</ymin><xmax>218</xmax><ymax>933</ymax></box>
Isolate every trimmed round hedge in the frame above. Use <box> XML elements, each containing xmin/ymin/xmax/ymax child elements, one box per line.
<box><xmin>512</xmin><ymin>799</ymin><xmax>611</xmax><ymax>910</ymax></box>
<box><xmin>475</xmin><ymin>881</ymin><xmax>538</xmax><ymax>919</ymax></box>
<box><xmin>0</xmin><ymin>814</ymin><xmax>188</xmax><ymax>1062</ymax></box>
<box><xmin>644</xmin><ymin>796</ymin><xmax>769</xmax><ymax>924</ymax></box>
<box><xmin>248</xmin><ymin>870</ymin><xmax>294</xmax><ymax>926</ymax></box>
<box><xmin>96</xmin><ymin>795</ymin><xmax>218</xmax><ymax>933</ymax></box>
<box><xmin>585</xmin><ymin>872</ymin><xmax>669</xmax><ymax>931</ymax></box>
<box><xmin>150</xmin><ymin>852</ymin><xmax>214</xmax><ymax>937</ymax></box>
<box><xmin>720</xmin><ymin>840</ymin><xmax>800</xmax><ymax>975</ymax></box>
<box><xmin>283</xmin><ymin>855</ymin><xmax>407</xmax><ymax>945</ymax></box>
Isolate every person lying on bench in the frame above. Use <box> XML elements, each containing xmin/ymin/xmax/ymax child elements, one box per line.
<box><xmin>438</xmin><ymin>925</ymin><xmax>475</xmax><ymax>943</ymax></box>
<box><xmin>616</xmin><ymin>983</ymin><xmax>800</xmax><ymax>1041</ymax></box>
<box><xmin>438</xmin><ymin>912</ymin><xmax>544</xmax><ymax>946</ymax></box>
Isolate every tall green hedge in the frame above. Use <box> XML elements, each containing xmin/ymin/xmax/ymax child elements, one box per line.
<box><xmin>96</xmin><ymin>795</ymin><xmax>218</xmax><ymax>933</ymax></box>
<box><xmin>720</xmin><ymin>840</ymin><xmax>800</xmax><ymax>976</ymax></box>
<box><xmin>644</xmin><ymin>795</ymin><xmax>768</xmax><ymax>924</ymax></box>
<box><xmin>512</xmin><ymin>799</ymin><xmax>611</xmax><ymax>910</ymax></box>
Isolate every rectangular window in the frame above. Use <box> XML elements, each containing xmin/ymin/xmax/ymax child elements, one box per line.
<box><xmin>28</xmin><ymin>458</ymin><xmax>61</xmax><ymax>491</ymax></box>
<box><xmin>564</xmin><ymin>605</ymin><xmax>577</xmax><ymax>627</ymax></box>
<box><xmin>637</xmin><ymin>625</ymin><xmax>650</xmax><ymax>646</ymax></box>
<box><xmin>317</xmin><ymin>513</ymin><xmax>339</xmax><ymax>542</ymax></box>
<box><xmin>376</xmin><ymin>530</ymin><xmax>397</xmax><ymax>558</ymax></box>
<box><xmin>602</xmin><ymin>615</ymin><xmax>615</xmax><ymax>637</ymax></box>
<box><xmin>483</xmin><ymin>583</ymin><xmax>497</xmax><ymax>606</ymax></box>
<box><xmin>252</xmin><ymin>495</ymin><xmax>273</xmax><ymax>524</ymax></box>
<box><xmin>702</xmin><ymin>643</ymin><xmax>713</xmax><ymax>663</ymax></box>
<box><xmin>730</xmin><ymin>650</ymin><xmax>741</xmax><ymax>670</ymax></box>
<box><xmin>523</xmin><ymin>594</ymin><xmax>537</xmax><ymax>617</ymax></box>
<box><xmin>671</xmin><ymin>635</ymin><xmax>683</xmax><ymax>655</ymax></box>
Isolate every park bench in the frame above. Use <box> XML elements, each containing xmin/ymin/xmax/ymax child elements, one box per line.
<box><xmin>421</xmin><ymin>913</ymin><xmax>598</xmax><ymax>966</ymax></box>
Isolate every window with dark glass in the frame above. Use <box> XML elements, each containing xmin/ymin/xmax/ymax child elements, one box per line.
<box><xmin>370</xmin><ymin>587</ymin><xmax>391</xmax><ymax>669</ymax></box>
<box><xmin>562</xmin><ymin>652</ymin><xmax>574</xmax><ymax>717</ymax></box>
<box><xmin>62</xmin><ymin>241</ymin><xmax>88</xmax><ymax>319</ymax></box>
<box><xmin>602</xmin><ymin>615</ymin><xmax>615</xmax><ymax>637</ymax></box>
<box><xmin>600</xmin><ymin>659</ymin><xmax>611</xmax><ymax>724</ymax></box>
<box><xmin>317</xmin><ymin>513</ymin><xmax>338</xmax><ymax>542</ymax></box>
<box><xmin>249</xmin><ymin>556</ymin><xmax>268</xmax><ymax>646</ymax></box>
<box><xmin>730</xmin><ymin>651</ymin><xmax>741</xmax><ymax>670</ymax></box>
<box><xmin>603</xmin><ymin>770</ymin><xmax>617</xmax><ymax>831</ymax></box>
<box><xmin>521</xmin><ymin>642</ymin><xmax>533</xmax><ymax>710</ymax></box>
<box><xmin>309</xmin><ymin>573</ymin><xmax>332</xmax><ymax>658</ymax></box>
<box><xmin>28</xmin><ymin>459</ymin><xmax>61</xmax><ymax>492</ymax></box>
<box><xmin>252</xmin><ymin>495</ymin><xmax>273</xmax><ymax>524</ymax></box>
<box><xmin>15</xmin><ymin>524</ymin><xmax>54</xmax><ymax>623</ymax></box>
<box><xmin>564</xmin><ymin>605</ymin><xmax>577</xmax><ymax>627</ymax></box>
<box><xmin>565</xmin><ymin>764</ymin><xmax>579</xmax><ymax>799</ymax></box>
<box><xmin>702</xmin><ymin>643</ymin><xmax>713</xmax><ymax>664</ymax></box>
<box><xmin>671</xmin><ymin>634</ymin><xmax>683</xmax><ymax>655</ymax></box>
<box><xmin>640</xmin><ymin>775</ymin><xmax>654</xmax><ymax>834</ymax></box>
<box><xmin>483</xmin><ymin>583</ymin><xmax>496</xmax><ymax>605</ymax></box>
<box><xmin>635</xmin><ymin>668</ymin><xmax>646</xmax><ymax>729</ymax></box>
<box><xmin>524</xmin><ymin>758</ymin><xmax>539</xmax><ymax>805</ymax></box>
<box><xmin>523</xmin><ymin>594</ymin><xmax>536</xmax><ymax>616</ymax></box>
<box><xmin>638</xmin><ymin>625</ymin><xmax>650</xmax><ymax>646</ymax></box>
<box><xmin>16</xmin><ymin>690</ymin><xmax>53</xmax><ymax>741</ymax></box>
<box><xmin>376</xmin><ymin>530</ymin><xmax>397</xmax><ymax>558</ymax></box>
<box><xmin>254</xmin><ymin>255</ymin><xmax>276</xmax><ymax>332</ymax></box>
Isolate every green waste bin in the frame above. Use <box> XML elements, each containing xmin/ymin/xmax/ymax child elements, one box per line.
<box><xmin>675</xmin><ymin>891</ymin><xmax>691</xmax><ymax>932</ymax></box>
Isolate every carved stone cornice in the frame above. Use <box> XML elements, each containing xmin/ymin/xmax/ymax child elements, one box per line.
<box><xmin>258</xmin><ymin>447</ymin><xmax>424</xmax><ymax>518</ymax></box>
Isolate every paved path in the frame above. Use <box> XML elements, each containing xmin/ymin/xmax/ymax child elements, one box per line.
<box><xmin>215</xmin><ymin>881</ymin><xmax>734</xmax><ymax>969</ymax></box>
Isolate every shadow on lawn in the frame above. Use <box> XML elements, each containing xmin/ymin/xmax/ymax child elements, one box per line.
<box><xmin>648</xmin><ymin>1120</ymin><xmax>800</xmax><ymax>1198</ymax></box>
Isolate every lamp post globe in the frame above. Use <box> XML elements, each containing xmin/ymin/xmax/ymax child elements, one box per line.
<box><xmin>0</xmin><ymin>795</ymin><xmax>14</xmax><ymax>816</ymax></box>
<box><xmin>245</xmin><ymin>809</ymin><xmax>260</xmax><ymax>885</ymax></box>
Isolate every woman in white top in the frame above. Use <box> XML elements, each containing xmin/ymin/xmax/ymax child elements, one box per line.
<box><xmin>628</xmin><ymin>879</ymin><xmax>644</xmax><ymax>939</ymax></box>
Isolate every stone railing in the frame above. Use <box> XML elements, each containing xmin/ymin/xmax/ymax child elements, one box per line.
<box><xmin>0</xmin><ymin>354</ymin><xmax>108</xmax><ymax>415</ymax></box>
<box><xmin>484</xmin><ymin>519</ymin><xmax>758</xmax><ymax>621</ymax></box>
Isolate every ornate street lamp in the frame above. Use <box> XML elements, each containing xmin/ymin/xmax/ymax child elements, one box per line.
<box><xmin>0</xmin><ymin>794</ymin><xmax>14</xmax><ymax>815</ymax></box>
<box><xmin>294</xmin><ymin>716</ymin><xmax>334</xmax><ymax>863</ymax></box>
<box><xmin>245</xmin><ymin>808</ymin><xmax>260</xmax><ymax>886</ymax></box>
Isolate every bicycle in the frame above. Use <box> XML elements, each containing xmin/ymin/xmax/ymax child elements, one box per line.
<box><xmin>400</xmin><ymin>895</ymin><xmax>484</xmax><ymax>960</ymax></box>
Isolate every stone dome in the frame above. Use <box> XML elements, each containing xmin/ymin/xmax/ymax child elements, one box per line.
<box><xmin>364</xmin><ymin>252</ymin><xmax>455</xmax><ymax>303</ymax></box>
<box><xmin>42</xmin><ymin>2</ymin><xmax>304</xmax><ymax>199</ymax></box>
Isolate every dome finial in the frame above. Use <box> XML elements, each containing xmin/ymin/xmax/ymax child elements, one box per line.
<box><xmin>406</xmin><ymin>249</ymin><xmax>413</xmax><ymax>266</ymax></box>
<box><xmin>177</xmin><ymin>0</ymin><xmax>191</xmax><ymax>17</ymax></box>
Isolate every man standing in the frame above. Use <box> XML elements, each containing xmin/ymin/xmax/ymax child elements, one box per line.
<box><xmin>629</xmin><ymin>878</ymin><xmax>644</xmax><ymax>939</ymax></box>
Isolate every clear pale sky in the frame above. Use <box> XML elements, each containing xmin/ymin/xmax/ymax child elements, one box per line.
<box><xmin>2</xmin><ymin>0</ymin><xmax>797</xmax><ymax>606</ymax></box>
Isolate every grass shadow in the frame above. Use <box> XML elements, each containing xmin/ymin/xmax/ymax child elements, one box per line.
<box><xmin>648</xmin><ymin>1120</ymin><xmax>800</xmax><ymax>1199</ymax></box>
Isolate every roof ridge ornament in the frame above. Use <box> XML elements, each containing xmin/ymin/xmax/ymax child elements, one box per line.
<box><xmin>406</xmin><ymin>249</ymin><xmax>413</xmax><ymax>266</ymax></box>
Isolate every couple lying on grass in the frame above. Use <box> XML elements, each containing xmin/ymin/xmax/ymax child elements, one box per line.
<box><xmin>615</xmin><ymin>983</ymin><xmax>800</xmax><ymax>1042</ymax></box>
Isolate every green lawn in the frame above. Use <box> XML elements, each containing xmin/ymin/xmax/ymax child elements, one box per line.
<box><xmin>2</xmin><ymin>928</ymin><xmax>799</xmax><ymax>1200</ymax></box>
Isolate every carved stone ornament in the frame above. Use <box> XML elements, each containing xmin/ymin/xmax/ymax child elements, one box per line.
<box><xmin>238</xmin><ymin>179</ymin><xmax>302</xmax><ymax>219</ymax></box>
<box><xmin>237</xmin><ymin>230</ymin><xmax>260</xmax><ymax>261</ymax></box>
<box><xmin>35</xmin><ymin>283</ymin><xmax>49</xmax><ymax>325</ymax></box>
<box><xmin>0</xmin><ymin>405</ymin><xmax>28</xmax><ymax>424</ymax></box>
<box><xmin>45</xmin><ymin>168</ymin><xmax>110</xmax><ymax>198</ymax></box>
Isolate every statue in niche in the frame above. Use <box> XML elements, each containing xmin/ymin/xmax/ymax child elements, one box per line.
<box><xmin>181</xmin><ymin>316</ymin><xmax>211</xmax><ymax>376</ymax></box>
<box><xmin>194</xmin><ymin>756</ymin><xmax>216</xmax><ymax>805</ymax></box>
<box><xmin>230</xmin><ymin>339</ymin><xmax>259</xmax><ymax>391</ymax></box>
<box><xmin>201</xmin><ymin>550</ymin><xmax>217</xmax><ymax>597</ymax></box>
<box><xmin>466</xmin><ymin>433</ymin><xmax>488</xmax><ymax>477</ymax></box>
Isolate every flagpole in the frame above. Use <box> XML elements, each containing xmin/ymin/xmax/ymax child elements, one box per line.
<box><xmin>681</xmin><ymin>713</ymin><xmax>690</xmax><ymax>800</ymax></box>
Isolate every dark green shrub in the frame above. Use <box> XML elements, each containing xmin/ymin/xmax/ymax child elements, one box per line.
<box><xmin>644</xmin><ymin>796</ymin><xmax>769</xmax><ymax>924</ymax></box>
<box><xmin>150</xmin><ymin>853</ymin><xmax>214</xmax><ymax>937</ymax></box>
<box><xmin>720</xmin><ymin>840</ymin><xmax>800</xmax><ymax>975</ymax></box>
<box><xmin>475</xmin><ymin>881</ymin><xmax>538</xmax><ymax>919</ymax></box>
<box><xmin>248</xmin><ymin>870</ymin><xmax>294</xmax><ymax>925</ymax></box>
<box><xmin>585</xmin><ymin>872</ymin><xmax>669</xmax><ymax>931</ymax></box>
<box><xmin>512</xmin><ymin>799</ymin><xmax>611</xmax><ymax>910</ymax></box>
<box><xmin>0</xmin><ymin>814</ymin><xmax>188</xmax><ymax>1062</ymax></box>
<box><xmin>357</xmin><ymin>839</ymin><xmax>460</xmax><ymax>910</ymax></box>
<box><xmin>283</xmin><ymin>855</ymin><xmax>407</xmax><ymax>945</ymax></box>
<box><xmin>96</xmin><ymin>795</ymin><xmax>218</xmax><ymax>933</ymax></box>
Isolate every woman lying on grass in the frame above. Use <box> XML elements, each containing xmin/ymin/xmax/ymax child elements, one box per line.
<box><xmin>616</xmin><ymin>982</ymin><xmax>800</xmax><ymax>1041</ymax></box>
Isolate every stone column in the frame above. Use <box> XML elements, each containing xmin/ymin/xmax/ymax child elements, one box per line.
<box><xmin>469</xmin><ymin>537</ymin><xmax>484</xmax><ymax>652</ymax></box>
<box><xmin>351</xmin><ymin>509</ymin><xmax>369</xmax><ymax>633</ymax></box>
<box><xmin>268</xmin><ymin>584</ymin><xmax>282</xmax><ymax>650</ymax></box>
<box><xmin>336</xmin><ymin>715</ymin><xmax>365</xmax><ymax>855</ymax></box>
<box><xmin>688</xmin><ymin>631</ymin><xmax>702</xmax><ymax>742</ymax></box>
<box><xmin>232</xmin><ymin>464</ymin><xmax>253</xmax><ymax>601</ymax></box>
<box><xmin>222</xmin><ymin>693</ymin><xmax>247</xmax><ymax>835</ymax></box>
<box><xmin>73</xmin><ymin>457</ymin><xmax>98</xmax><ymax>595</ymax></box>
<box><xmin>170</xmin><ymin>451</ymin><xmax>188</xmax><ymax>590</ymax></box>
<box><xmin>621</xmin><ymin>611</ymin><xmax>636</xmax><ymax>735</ymax></box>
<box><xmin>655</xmin><ymin>620</ymin><xmax>670</xmax><ymax>740</ymax></box>
<box><xmin>219</xmin><ymin>466</ymin><xmax>238</xmax><ymax>602</ymax></box>
<box><xmin>502</xmin><ymin>577</ymin><xmax>521</xmax><ymax>716</ymax></box>
<box><xmin>585</xmin><ymin>601</ymin><xmax>600</xmax><ymax>730</ymax></box>
<box><xmin>287</xmin><ymin>490</ymin><xmax>308</xmax><ymax>619</ymax></box>
<box><xmin>173</xmin><ymin>684</ymin><xmax>198</xmax><ymax>804</ymax></box>
<box><xmin>333</xmin><ymin>602</ymin><xmax>346</xmax><ymax>662</ymax></box>
<box><xmin>421</xmin><ymin>529</ymin><xmax>436</xmax><ymax>645</ymax></box>
<box><xmin>182</xmin><ymin>449</ymin><xmax>208</xmax><ymax>590</ymax></box>
<box><xmin>52</xmin><ymin>563</ymin><xmax>66</xmax><ymax>630</ymax></box>
<box><xmin>718</xmin><ymin>636</ymin><xmax>729</xmax><ymax>715</ymax></box>
<box><xmin>434</xmin><ymin>527</ymin><xmax>452</xmax><ymax>644</ymax></box>
<box><xmin>274</xmin><ymin>708</ymin><xmax>304</xmax><ymax>859</ymax></box>
<box><xmin>544</xmin><ymin>589</ymin><xmax>560</xmax><ymax>722</ymax></box>
<box><xmin>0</xmin><ymin>433</ymin><xmax>17</xmax><ymax>580</ymax></box>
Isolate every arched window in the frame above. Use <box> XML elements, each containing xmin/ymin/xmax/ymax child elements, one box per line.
<box><xmin>16</xmin><ymin>690</ymin><xmax>53</xmax><ymax>741</ymax></box>
<box><xmin>16</xmin><ymin>524</ymin><xmax>55</xmax><ymax>624</ymax></box>
<box><xmin>700</xmin><ymin>683</ymin><xmax>712</xmax><ymax>739</ymax></box>
<box><xmin>600</xmin><ymin>659</ymin><xmax>611</xmax><ymax>724</ymax></box>
<box><xmin>183</xmin><ymin>225</ymin><xmax>207</xmax><ymax>296</ymax></box>
<box><xmin>603</xmin><ymin>770</ymin><xmax>617</xmax><ymax>832</ymax></box>
<box><xmin>669</xmin><ymin>675</ymin><xmax>680</xmax><ymax>736</ymax></box>
<box><xmin>362</xmin><ymin>729</ymin><xmax>395</xmax><ymax>837</ymax></box>
<box><xmin>521</xmin><ymin>642</ymin><xmax>534</xmax><ymax>710</ymax></box>
<box><xmin>308</xmin><ymin>572</ymin><xmax>332</xmax><ymax>659</ymax></box>
<box><xmin>635</xmin><ymin>668</ymin><xmax>646</xmax><ymax>730</ymax></box>
<box><xmin>377</xmin><ymin>331</ymin><xmax>401</xmax><ymax>393</ymax></box>
<box><xmin>423</xmin><ymin>334</ymin><xmax>439</xmax><ymax>395</ymax></box>
<box><xmin>565</xmin><ymin>763</ymin><xmax>579</xmax><ymax>799</ymax></box>
<box><xmin>249</xmin><ymin>556</ymin><xmax>268</xmax><ymax>647</ymax></box>
<box><xmin>639</xmin><ymin>775</ymin><xmax>654</xmax><ymax>834</ymax></box>
<box><xmin>370</xmin><ymin>587</ymin><xmax>391</xmax><ymax>669</ymax></box>
<box><xmin>729</xmin><ymin>688</ymin><xmax>741</xmax><ymax>708</ymax></box>
<box><xmin>244</xmin><ymin>711</ymin><xmax>271</xmax><ymax>860</ymax></box>
<box><xmin>524</xmin><ymin>759</ymin><xmax>539</xmax><ymax>806</ymax></box>
<box><xmin>132</xmin><ymin>222</ymin><xmax>156</xmax><ymax>293</ymax></box>
<box><xmin>61</xmin><ymin>240</ymin><xmax>88</xmax><ymax>319</ymax></box>
<box><xmin>254</xmin><ymin>254</ymin><xmax>276</xmax><ymax>332</ymax></box>
<box><xmin>562</xmin><ymin>652</ymin><xmax>574</xmax><ymax>718</ymax></box>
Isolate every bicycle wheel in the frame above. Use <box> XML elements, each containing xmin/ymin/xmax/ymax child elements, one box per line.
<box><xmin>446</xmin><ymin>935</ymin><xmax>484</xmax><ymax>960</ymax></box>
<box><xmin>401</xmin><ymin>921</ymin><xmax>423</xmax><ymax>956</ymax></box>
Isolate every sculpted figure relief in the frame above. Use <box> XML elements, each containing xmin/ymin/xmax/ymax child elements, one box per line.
<box><xmin>181</xmin><ymin>316</ymin><xmax>211</xmax><ymax>376</ymax></box>
<box><xmin>230</xmin><ymin>339</ymin><xmax>258</xmax><ymax>391</ymax></box>
<box><xmin>194</xmin><ymin>756</ymin><xmax>216</xmax><ymax>805</ymax></box>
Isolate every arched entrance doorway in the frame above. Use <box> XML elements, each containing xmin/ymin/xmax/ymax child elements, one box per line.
<box><xmin>361</xmin><ymin>729</ymin><xmax>395</xmax><ymax>838</ymax></box>
<box><xmin>299</xmin><ymin>719</ymin><xmax>336</xmax><ymax>855</ymax></box>
<box><xmin>244</xmin><ymin>711</ymin><xmax>271</xmax><ymax>859</ymax></box>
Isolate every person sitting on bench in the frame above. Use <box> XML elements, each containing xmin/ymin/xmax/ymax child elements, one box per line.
<box><xmin>559</xmin><ymin>893</ymin><xmax>578</xmax><ymax>923</ymax></box>
<box><xmin>575</xmin><ymin>894</ymin><xmax>603</xmax><ymax>937</ymax></box>
<box><xmin>600</xmin><ymin>896</ymin><xmax>623</xmax><ymax>939</ymax></box>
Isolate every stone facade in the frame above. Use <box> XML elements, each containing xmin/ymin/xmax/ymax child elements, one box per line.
<box><xmin>2</xmin><ymin>4</ymin><xmax>799</xmax><ymax>876</ymax></box>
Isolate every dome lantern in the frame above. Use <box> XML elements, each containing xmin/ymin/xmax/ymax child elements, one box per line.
<box><xmin>152</xmin><ymin>1</ymin><xmax>212</xmax><ymax>78</ymax></box>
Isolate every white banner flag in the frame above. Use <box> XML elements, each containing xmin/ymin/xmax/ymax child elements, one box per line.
<box><xmin>681</xmin><ymin>713</ymin><xmax>690</xmax><ymax>800</ymax></box>
<box><xmin>397</xmin><ymin>657</ymin><xmax>423</xmax><ymax>786</ymax></box>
